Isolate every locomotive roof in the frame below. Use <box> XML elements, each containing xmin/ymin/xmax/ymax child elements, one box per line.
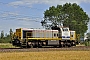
<box><xmin>17</xmin><ymin>28</ymin><xmax>58</xmax><ymax>31</ymax></box>
<box><xmin>59</xmin><ymin>26</ymin><xmax>69</xmax><ymax>28</ymax></box>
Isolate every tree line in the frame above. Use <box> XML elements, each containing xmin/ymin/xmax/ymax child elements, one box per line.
<box><xmin>0</xmin><ymin>29</ymin><xmax>13</xmax><ymax>43</ymax></box>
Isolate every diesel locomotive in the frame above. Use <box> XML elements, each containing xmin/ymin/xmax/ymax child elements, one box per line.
<box><xmin>12</xmin><ymin>26</ymin><xmax>76</xmax><ymax>48</ymax></box>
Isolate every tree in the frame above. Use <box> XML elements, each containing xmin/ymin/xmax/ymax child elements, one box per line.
<box><xmin>5</xmin><ymin>33</ymin><xmax>7</xmax><ymax>37</ymax></box>
<box><xmin>0</xmin><ymin>29</ymin><xmax>13</xmax><ymax>43</ymax></box>
<box><xmin>1</xmin><ymin>30</ymin><xmax>4</xmax><ymax>39</ymax></box>
<box><xmin>86</xmin><ymin>33</ymin><xmax>90</xmax><ymax>40</ymax></box>
<box><xmin>9</xmin><ymin>29</ymin><xmax>13</xmax><ymax>40</ymax></box>
<box><xmin>85</xmin><ymin>32</ymin><xmax>90</xmax><ymax>46</ymax></box>
<box><xmin>41</xmin><ymin>3</ymin><xmax>89</xmax><ymax>36</ymax></box>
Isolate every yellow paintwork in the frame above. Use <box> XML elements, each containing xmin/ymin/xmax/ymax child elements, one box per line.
<box><xmin>70</xmin><ymin>31</ymin><xmax>76</xmax><ymax>40</ymax></box>
<box><xmin>16</xmin><ymin>28</ymin><xmax>22</xmax><ymax>40</ymax></box>
<box><xmin>27</xmin><ymin>38</ymin><xmax>61</xmax><ymax>40</ymax></box>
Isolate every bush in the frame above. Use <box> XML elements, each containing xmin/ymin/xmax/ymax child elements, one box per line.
<box><xmin>85</xmin><ymin>39</ymin><xmax>90</xmax><ymax>46</ymax></box>
<box><xmin>0</xmin><ymin>37</ymin><xmax>11</xmax><ymax>43</ymax></box>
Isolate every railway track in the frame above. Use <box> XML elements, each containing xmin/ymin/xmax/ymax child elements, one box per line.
<box><xmin>0</xmin><ymin>46</ymin><xmax>90</xmax><ymax>52</ymax></box>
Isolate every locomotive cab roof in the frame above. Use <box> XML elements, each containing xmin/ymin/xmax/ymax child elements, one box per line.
<box><xmin>60</xmin><ymin>27</ymin><xmax>69</xmax><ymax>31</ymax></box>
<box><xmin>51</xmin><ymin>26</ymin><xmax>69</xmax><ymax>31</ymax></box>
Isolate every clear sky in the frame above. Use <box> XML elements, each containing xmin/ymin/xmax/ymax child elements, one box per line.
<box><xmin>0</xmin><ymin>0</ymin><xmax>90</xmax><ymax>34</ymax></box>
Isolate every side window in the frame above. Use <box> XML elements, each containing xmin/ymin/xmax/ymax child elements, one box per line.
<box><xmin>63</xmin><ymin>29</ymin><xmax>64</xmax><ymax>31</ymax></box>
<box><xmin>71</xmin><ymin>35</ymin><xmax>73</xmax><ymax>37</ymax></box>
<box><xmin>54</xmin><ymin>33</ymin><xmax>58</xmax><ymax>37</ymax></box>
<box><xmin>70</xmin><ymin>32</ymin><xmax>74</xmax><ymax>37</ymax></box>
<box><xmin>27</xmin><ymin>33</ymin><xmax>31</xmax><ymax>36</ymax></box>
<box><xmin>26</xmin><ymin>32</ymin><xmax>32</xmax><ymax>38</ymax></box>
<box><xmin>54</xmin><ymin>33</ymin><xmax>56</xmax><ymax>37</ymax></box>
<box><xmin>63</xmin><ymin>28</ymin><xmax>69</xmax><ymax>31</ymax></box>
<box><xmin>57</xmin><ymin>34</ymin><xmax>58</xmax><ymax>37</ymax></box>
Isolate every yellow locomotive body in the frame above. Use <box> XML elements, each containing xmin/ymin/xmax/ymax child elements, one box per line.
<box><xmin>12</xmin><ymin>27</ymin><xmax>76</xmax><ymax>48</ymax></box>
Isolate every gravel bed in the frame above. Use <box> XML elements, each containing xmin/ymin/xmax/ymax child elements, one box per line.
<box><xmin>0</xmin><ymin>46</ymin><xmax>90</xmax><ymax>52</ymax></box>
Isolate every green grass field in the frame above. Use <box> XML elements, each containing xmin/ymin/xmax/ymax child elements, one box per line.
<box><xmin>0</xmin><ymin>43</ymin><xmax>90</xmax><ymax>60</ymax></box>
<box><xmin>0</xmin><ymin>43</ymin><xmax>17</xmax><ymax>48</ymax></box>
<box><xmin>0</xmin><ymin>51</ymin><xmax>90</xmax><ymax>60</ymax></box>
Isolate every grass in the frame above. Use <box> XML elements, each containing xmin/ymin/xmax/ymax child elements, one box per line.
<box><xmin>0</xmin><ymin>43</ymin><xmax>17</xmax><ymax>48</ymax></box>
<box><xmin>0</xmin><ymin>51</ymin><xmax>90</xmax><ymax>60</ymax></box>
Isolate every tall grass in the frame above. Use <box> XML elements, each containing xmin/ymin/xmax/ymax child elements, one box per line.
<box><xmin>0</xmin><ymin>43</ymin><xmax>17</xmax><ymax>48</ymax></box>
<box><xmin>0</xmin><ymin>51</ymin><xmax>90</xmax><ymax>60</ymax></box>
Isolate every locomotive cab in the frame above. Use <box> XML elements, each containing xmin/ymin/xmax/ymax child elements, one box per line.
<box><xmin>60</xmin><ymin>27</ymin><xmax>70</xmax><ymax>40</ymax></box>
<box><xmin>51</xmin><ymin>26</ymin><xmax>70</xmax><ymax>40</ymax></box>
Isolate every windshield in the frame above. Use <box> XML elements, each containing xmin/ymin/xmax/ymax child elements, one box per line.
<box><xmin>62</xmin><ymin>28</ymin><xmax>68</xmax><ymax>31</ymax></box>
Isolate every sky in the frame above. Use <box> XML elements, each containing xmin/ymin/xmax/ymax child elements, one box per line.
<box><xmin>0</xmin><ymin>0</ymin><xmax>90</xmax><ymax>34</ymax></box>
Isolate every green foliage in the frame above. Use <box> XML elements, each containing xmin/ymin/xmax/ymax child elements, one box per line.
<box><xmin>42</xmin><ymin>3</ymin><xmax>89</xmax><ymax>35</ymax></box>
<box><xmin>1</xmin><ymin>30</ymin><xmax>4</xmax><ymax>39</ymax></box>
<box><xmin>85</xmin><ymin>39</ymin><xmax>90</xmax><ymax>46</ymax></box>
<box><xmin>86</xmin><ymin>32</ymin><xmax>90</xmax><ymax>39</ymax></box>
<box><xmin>0</xmin><ymin>43</ymin><xmax>16</xmax><ymax>48</ymax></box>
<box><xmin>85</xmin><ymin>33</ymin><xmax>90</xmax><ymax>46</ymax></box>
<box><xmin>62</xmin><ymin>3</ymin><xmax>89</xmax><ymax>35</ymax></box>
<box><xmin>9</xmin><ymin>29</ymin><xmax>13</xmax><ymax>38</ymax></box>
<box><xmin>0</xmin><ymin>35</ymin><xmax>11</xmax><ymax>43</ymax></box>
<box><xmin>0</xmin><ymin>29</ymin><xmax>13</xmax><ymax>43</ymax></box>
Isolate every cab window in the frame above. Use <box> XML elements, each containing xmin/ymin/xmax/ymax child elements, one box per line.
<box><xmin>63</xmin><ymin>28</ymin><xmax>68</xmax><ymax>31</ymax></box>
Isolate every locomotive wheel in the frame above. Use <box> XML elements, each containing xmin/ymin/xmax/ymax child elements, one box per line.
<box><xmin>67</xmin><ymin>43</ymin><xmax>71</xmax><ymax>47</ymax></box>
<box><xmin>30</xmin><ymin>44</ymin><xmax>33</xmax><ymax>48</ymax></box>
